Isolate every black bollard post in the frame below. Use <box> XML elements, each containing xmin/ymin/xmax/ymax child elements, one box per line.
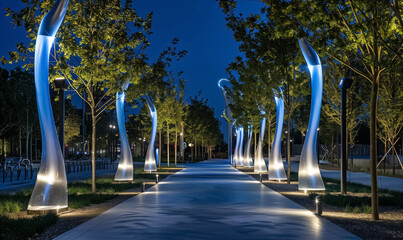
<box><xmin>339</xmin><ymin>77</ymin><xmax>353</xmax><ymax>195</ymax></box>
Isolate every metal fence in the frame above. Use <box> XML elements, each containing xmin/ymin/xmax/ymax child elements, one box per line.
<box><xmin>1</xmin><ymin>158</ymin><xmax>116</xmax><ymax>184</ymax></box>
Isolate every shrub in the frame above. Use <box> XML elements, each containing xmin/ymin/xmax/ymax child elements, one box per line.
<box><xmin>0</xmin><ymin>213</ymin><xmax>58</xmax><ymax>240</ymax></box>
<box><xmin>68</xmin><ymin>193</ymin><xmax>116</xmax><ymax>209</ymax></box>
<box><xmin>0</xmin><ymin>201</ymin><xmax>22</xmax><ymax>214</ymax></box>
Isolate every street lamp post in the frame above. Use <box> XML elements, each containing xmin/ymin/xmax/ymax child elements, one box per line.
<box><xmin>339</xmin><ymin>77</ymin><xmax>353</xmax><ymax>195</ymax></box>
<box><xmin>55</xmin><ymin>77</ymin><xmax>66</xmax><ymax>158</ymax></box>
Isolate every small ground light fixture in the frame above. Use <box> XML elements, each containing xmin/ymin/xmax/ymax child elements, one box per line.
<box><xmin>315</xmin><ymin>195</ymin><xmax>322</xmax><ymax>216</ymax></box>
<box><xmin>141</xmin><ymin>182</ymin><xmax>145</xmax><ymax>192</ymax></box>
<box><xmin>156</xmin><ymin>174</ymin><xmax>159</xmax><ymax>183</ymax></box>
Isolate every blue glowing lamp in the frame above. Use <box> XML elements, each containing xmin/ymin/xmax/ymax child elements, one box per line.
<box><xmin>28</xmin><ymin>0</ymin><xmax>69</xmax><ymax>212</ymax></box>
<box><xmin>218</xmin><ymin>78</ymin><xmax>234</xmax><ymax>163</ymax></box>
<box><xmin>114</xmin><ymin>79</ymin><xmax>133</xmax><ymax>181</ymax></box>
<box><xmin>144</xmin><ymin>93</ymin><xmax>157</xmax><ymax>172</ymax></box>
<box><xmin>254</xmin><ymin>110</ymin><xmax>267</xmax><ymax>173</ymax></box>
<box><xmin>243</xmin><ymin>124</ymin><xmax>253</xmax><ymax>168</ymax></box>
<box><xmin>268</xmin><ymin>89</ymin><xmax>287</xmax><ymax>180</ymax></box>
<box><xmin>297</xmin><ymin>38</ymin><xmax>325</xmax><ymax>191</ymax></box>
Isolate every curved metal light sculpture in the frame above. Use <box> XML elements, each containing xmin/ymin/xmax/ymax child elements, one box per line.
<box><xmin>233</xmin><ymin>127</ymin><xmax>240</xmax><ymax>166</ymax></box>
<box><xmin>268</xmin><ymin>90</ymin><xmax>287</xmax><ymax>180</ymax></box>
<box><xmin>114</xmin><ymin>80</ymin><xmax>133</xmax><ymax>181</ymax></box>
<box><xmin>254</xmin><ymin>111</ymin><xmax>267</xmax><ymax>173</ymax></box>
<box><xmin>218</xmin><ymin>78</ymin><xmax>234</xmax><ymax>163</ymax></box>
<box><xmin>238</xmin><ymin>126</ymin><xmax>244</xmax><ymax>166</ymax></box>
<box><xmin>28</xmin><ymin>0</ymin><xmax>69</xmax><ymax>212</ymax></box>
<box><xmin>144</xmin><ymin>93</ymin><xmax>157</xmax><ymax>172</ymax></box>
<box><xmin>297</xmin><ymin>38</ymin><xmax>325</xmax><ymax>191</ymax></box>
<box><xmin>243</xmin><ymin>125</ymin><xmax>253</xmax><ymax>168</ymax></box>
<box><xmin>155</xmin><ymin>148</ymin><xmax>159</xmax><ymax>166</ymax></box>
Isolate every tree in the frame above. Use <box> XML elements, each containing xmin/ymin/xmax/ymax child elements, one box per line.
<box><xmin>321</xmin><ymin>60</ymin><xmax>366</xmax><ymax>165</ymax></box>
<box><xmin>63</xmin><ymin>100</ymin><xmax>81</xmax><ymax>146</ymax></box>
<box><xmin>185</xmin><ymin>96</ymin><xmax>221</xmax><ymax>160</ymax></box>
<box><xmin>259</xmin><ymin>0</ymin><xmax>402</xmax><ymax>220</ymax></box>
<box><xmin>377</xmin><ymin>67</ymin><xmax>403</xmax><ymax>174</ymax></box>
<box><xmin>219</xmin><ymin>1</ymin><xmax>309</xmax><ymax>183</ymax></box>
<box><xmin>136</xmin><ymin>38</ymin><xmax>187</xmax><ymax>167</ymax></box>
<box><xmin>5</xmin><ymin>0</ymin><xmax>152</xmax><ymax>192</ymax></box>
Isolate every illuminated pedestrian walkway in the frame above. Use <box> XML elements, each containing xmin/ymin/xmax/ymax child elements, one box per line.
<box><xmin>56</xmin><ymin>159</ymin><xmax>359</xmax><ymax>240</ymax></box>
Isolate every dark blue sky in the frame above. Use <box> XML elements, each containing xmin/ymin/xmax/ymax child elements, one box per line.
<box><xmin>0</xmin><ymin>0</ymin><xmax>264</xmax><ymax>139</ymax></box>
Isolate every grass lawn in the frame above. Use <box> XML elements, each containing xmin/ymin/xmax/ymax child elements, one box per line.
<box><xmin>307</xmin><ymin>175</ymin><xmax>403</xmax><ymax>213</ymax></box>
<box><xmin>0</xmin><ymin>166</ymin><xmax>180</xmax><ymax>239</ymax></box>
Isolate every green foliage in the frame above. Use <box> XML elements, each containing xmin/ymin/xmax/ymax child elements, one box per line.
<box><xmin>308</xmin><ymin>177</ymin><xmax>403</xmax><ymax>209</ymax></box>
<box><xmin>0</xmin><ymin>213</ymin><xmax>58</xmax><ymax>240</ymax></box>
<box><xmin>68</xmin><ymin>175</ymin><xmax>142</xmax><ymax>194</ymax></box>
<box><xmin>344</xmin><ymin>205</ymin><xmax>371</xmax><ymax>214</ymax></box>
<box><xmin>3</xmin><ymin>0</ymin><xmax>154</xmax><ymax>192</ymax></box>
<box><xmin>185</xmin><ymin>96</ymin><xmax>221</xmax><ymax>147</ymax></box>
<box><xmin>0</xmin><ymin>191</ymin><xmax>31</xmax><ymax>214</ymax></box>
<box><xmin>0</xmin><ymin>175</ymin><xmax>147</xmax><ymax>215</ymax></box>
<box><xmin>68</xmin><ymin>193</ymin><xmax>116</xmax><ymax>209</ymax></box>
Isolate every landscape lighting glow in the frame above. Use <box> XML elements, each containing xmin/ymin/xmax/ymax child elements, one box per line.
<box><xmin>28</xmin><ymin>0</ymin><xmax>69</xmax><ymax>212</ymax></box>
<box><xmin>243</xmin><ymin>125</ymin><xmax>253</xmax><ymax>168</ymax></box>
<box><xmin>144</xmin><ymin>94</ymin><xmax>157</xmax><ymax>172</ymax></box>
<box><xmin>297</xmin><ymin>38</ymin><xmax>325</xmax><ymax>191</ymax></box>
<box><xmin>254</xmin><ymin>113</ymin><xmax>267</xmax><ymax>173</ymax></box>
<box><xmin>115</xmin><ymin>81</ymin><xmax>134</xmax><ymax>181</ymax></box>
<box><xmin>268</xmin><ymin>92</ymin><xmax>287</xmax><ymax>180</ymax></box>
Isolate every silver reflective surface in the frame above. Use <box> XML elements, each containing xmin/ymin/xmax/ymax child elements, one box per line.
<box><xmin>268</xmin><ymin>95</ymin><xmax>287</xmax><ymax>180</ymax></box>
<box><xmin>115</xmin><ymin>91</ymin><xmax>133</xmax><ymax>181</ymax></box>
<box><xmin>243</xmin><ymin>125</ymin><xmax>253</xmax><ymax>168</ymax></box>
<box><xmin>144</xmin><ymin>94</ymin><xmax>157</xmax><ymax>172</ymax></box>
<box><xmin>298</xmin><ymin>38</ymin><xmax>325</xmax><ymax>191</ymax></box>
<box><xmin>28</xmin><ymin>0</ymin><xmax>69</xmax><ymax>211</ymax></box>
<box><xmin>254</xmin><ymin>118</ymin><xmax>267</xmax><ymax>173</ymax></box>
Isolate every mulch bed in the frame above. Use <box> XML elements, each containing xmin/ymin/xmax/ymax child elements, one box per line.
<box><xmin>238</xmin><ymin>167</ymin><xmax>403</xmax><ymax>240</ymax></box>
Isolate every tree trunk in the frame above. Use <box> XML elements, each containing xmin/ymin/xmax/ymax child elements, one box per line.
<box><xmin>159</xmin><ymin>130</ymin><xmax>162</xmax><ymax>168</ymax></box>
<box><xmin>30</xmin><ymin>126</ymin><xmax>32</xmax><ymax>161</ymax></box>
<box><xmin>19</xmin><ymin>127</ymin><xmax>22</xmax><ymax>157</ymax></box>
<box><xmin>392</xmin><ymin>145</ymin><xmax>397</xmax><ymax>175</ymax></box>
<box><xmin>370</xmin><ymin>79</ymin><xmax>379</xmax><ymax>220</ymax></box>
<box><xmin>26</xmin><ymin>109</ymin><xmax>29</xmax><ymax>159</ymax></box>
<box><xmin>191</xmin><ymin>139</ymin><xmax>194</xmax><ymax>161</ymax></box>
<box><xmin>2</xmin><ymin>137</ymin><xmax>4</xmax><ymax>160</ymax></box>
<box><xmin>287</xmin><ymin>115</ymin><xmax>291</xmax><ymax>184</ymax></box>
<box><xmin>91</xmin><ymin>107</ymin><xmax>97</xmax><ymax>193</ymax></box>
<box><xmin>180</xmin><ymin>122</ymin><xmax>184</xmax><ymax>162</ymax></box>
<box><xmin>267</xmin><ymin>117</ymin><xmax>271</xmax><ymax>162</ymax></box>
<box><xmin>384</xmin><ymin>140</ymin><xmax>387</xmax><ymax>174</ymax></box>
<box><xmin>202</xmin><ymin>139</ymin><xmax>204</xmax><ymax>159</ymax></box>
<box><xmin>35</xmin><ymin>137</ymin><xmax>38</xmax><ymax>161</ymax></box>
<box><xmin>331</xmin><ymin>135</ymin><xmax>334</xmax><ymax>165</ymax></box>
<box><xmin>175</xmin><ymin>128</ymin><xmax>177</xmax><ymax>167</ymax></box>
<box><xmin>254</xmin><ymin>132</ymin><xmax>257</xmax><ymax>157</ymax></box>
<box><xmin>167</xmin><ymin>123</ymin><xmax>170</xmax><ymax>167</ymax></box>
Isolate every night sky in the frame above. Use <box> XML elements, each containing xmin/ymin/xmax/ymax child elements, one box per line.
<box><xmin>0</xmin><ymin>0</ymin><xmax>264</xmax><ymax>139</ymax></box>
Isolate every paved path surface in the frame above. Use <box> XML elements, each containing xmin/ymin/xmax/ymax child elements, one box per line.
<box><xmin>287</xmin><ymin>161</ymin><xmax>403</xmax><ymax>192</ymax></box>
<box><xmin>56</xmin><ymin>160</ymin><xmax>358</xmax><ymax>240</ymax></box>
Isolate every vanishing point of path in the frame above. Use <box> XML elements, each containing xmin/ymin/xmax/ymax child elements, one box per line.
<box><xmin>56</xmin><ymin>160</ymin><xmax>359</xmax><ymax>240</ymax></box>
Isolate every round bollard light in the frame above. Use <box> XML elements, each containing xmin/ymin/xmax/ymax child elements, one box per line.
<box><xmin>315</xmin><ymin>195</ymin><xmax>322</xmax><ymax>216</ymax></box>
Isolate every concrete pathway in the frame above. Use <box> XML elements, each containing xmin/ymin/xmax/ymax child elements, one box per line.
<box><xmin>287</xmin><ymin>161</ymin><xmax>403</xmax><ymax>192</ymax></box>
<box><xmin>56</xmin><ymin>160</ymin><xmax>359</xmax><ymax>240</ymax></box>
